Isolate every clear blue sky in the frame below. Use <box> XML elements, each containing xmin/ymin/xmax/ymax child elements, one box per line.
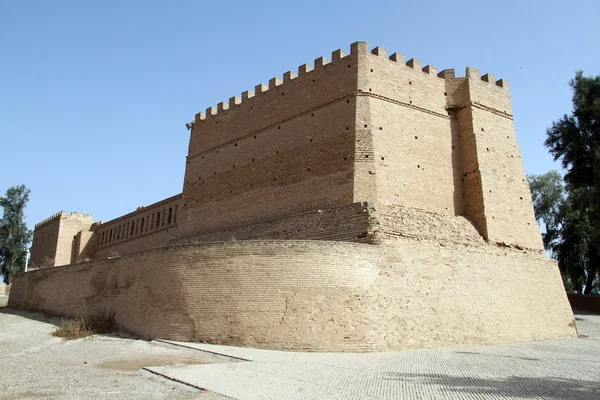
<box><xmin>1</xmin><ymin>0</ymin><xmax>599</xmax><ymax>230</ymax></box>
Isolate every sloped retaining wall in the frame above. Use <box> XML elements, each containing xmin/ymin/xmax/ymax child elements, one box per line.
<box><xmin>9</xmin><ymin>239</ymin><xmax>577</xmax><ymax>351</ymax></box>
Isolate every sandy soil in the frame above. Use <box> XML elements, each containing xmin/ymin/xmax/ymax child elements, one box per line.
<box><xmin>0</xmin><ymin>300</ymin><xmax>230</xmax><ymax>399</ymax></box>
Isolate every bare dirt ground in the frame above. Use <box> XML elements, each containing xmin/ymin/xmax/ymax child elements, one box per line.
<box><xmin>0</xmin><ymin>297</ymin><xmax>229</xmax><ymax>400</ymax></box>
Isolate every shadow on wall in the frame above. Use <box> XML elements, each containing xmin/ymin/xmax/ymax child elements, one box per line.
<box><xmin>381</xmin><ymin>373</ymin><xmax>600</xmax><ymax>399</ymax></box>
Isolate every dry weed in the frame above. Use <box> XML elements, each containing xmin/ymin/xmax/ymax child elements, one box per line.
<box><xmin>52</xmin><ymin>314</ymin><xmax>114</xmax><ymax>340</ymax></box>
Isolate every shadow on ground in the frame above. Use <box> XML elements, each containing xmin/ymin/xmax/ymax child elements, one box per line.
<box><xmin>0</xmin><ymin>306</ymin><xmax>138</xmax><ymax>340</ymax></box>
<box><xmin>0</xmin><ymin>306</ymin><xmax>63</xmax><ymax>328</ymax></box>
<box><xmin>381</xmin><ymin>372</ymin><xmax>600</xmax><ymax>399</ymax></box>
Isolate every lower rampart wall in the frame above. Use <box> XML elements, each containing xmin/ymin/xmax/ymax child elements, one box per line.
<box><xmin>172</xmin><ymin>202</ymin><xmax>379</xmax><ymax>246</ymax></box>
<box><xmin>8</xmin><ymin>239</ymin><xmax>576</xmax><ymax>351</ymax></box>
<box><xmin>377</xmin><ymin>204</ymin><xmax>485</xmax><ymax>246</ymax></box>
<box><xmin>93</xmin><ymin>225</ymin><xmax>180</xmax><ymax>259</ymax></box>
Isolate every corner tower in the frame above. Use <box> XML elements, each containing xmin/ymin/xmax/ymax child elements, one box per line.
<box><xmin>443</xmin><ymin>67</ymin><xmax>542</xmax><ymax>249</ymax></box>
<box><xmin>178</xmin><ymin>41</ymin><xmax>541</xmax><ymax>249</ymax></box>
<box><xmin>350</xmin><ymin>42</ymin><xmax>542</xmax><ymax>250</ymax></box>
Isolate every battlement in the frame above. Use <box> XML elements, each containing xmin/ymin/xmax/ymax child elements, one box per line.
<box><xmin>194</xmin><ymin>45</ymin><xmax>353</xmax><ymax>123</ymax></box>
<box><xmin>437</xmin><ymin>67</ymin><xmax>508</xmax><ymax>88</ymax></box>
<box><xmin>33</xmin><ymin>211</ymin><xmax>93</xmax><ymax>230</ymax></box>
<box><xmin>193</xmin><ymin>41</ymin><xmax>509</xmax><ymax>125</ymax></box>
<box><xmin>34</xmin><ymin>211</ymin><xmax>66</xmax><ymax>229</ymax></box>
<box><xmin>360</xmin><ymin>42</ymin><xmax>509</xmax><ymax>89</ymax></box>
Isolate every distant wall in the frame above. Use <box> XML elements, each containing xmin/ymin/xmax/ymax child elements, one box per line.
<box><xmin>30</xmin><ymin>211</ymin><xmax>94</xmax><ymax>267</ymax></box>
<box><xmin>30</xmin><ymin>212</ymin><xmax>62</xmax><ymax>267</ymax></box>
<box><xmin>93</xmin><ymin>194</ymin><xmax>182</xmax><ymax>258</ymax></box>
<box><xmin>55</xmin><ymin>213</ymin><xmax>94</xmax><ymax>266</ymax></box>
<box><xmin>172</xmin><ymin>202</ymin><xmax>379</xmax><ymax>245</ymax></box>
<box><xmin>9</xmin><ymin>238</ymin><xmax>576</xmax><ymax>351</ymax></box>
<box><xmin>72</xmin><ymin>230</ymin><xmax>96</xmax><ymax>263</ymax></box>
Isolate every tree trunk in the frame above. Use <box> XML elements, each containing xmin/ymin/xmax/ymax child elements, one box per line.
<box><xmin>583</xmin><ymin>271</ymin><xmax>595</xmax><ymax>295</ymax></box>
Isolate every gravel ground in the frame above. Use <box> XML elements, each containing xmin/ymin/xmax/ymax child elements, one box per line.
<box><xmin>0</xmin><ymin>300</ymin><xmax>230</xmax><ymax>400</ymax></box>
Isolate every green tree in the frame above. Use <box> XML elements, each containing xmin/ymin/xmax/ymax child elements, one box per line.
<box><xmin>527</xmin><ymin>170</ymin><xmax>564</xmax><ymax>256</ymax></box>
<box><xmin>532</xmin><ymin>71</ymin><xmax>600</xmax><ymax>295</ymax></box>
<box><xmin>0</xmin><ymin>185</ymin><xmax>33</xmax><ymax>283</ymax></box>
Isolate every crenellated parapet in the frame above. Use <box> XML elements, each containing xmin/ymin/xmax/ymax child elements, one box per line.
<box><xmin>438</xmin><ymin>67</ymin><xmax>508</xmax><ymax>89</ymax></box>
<box><xmin>194</xmin><ymin>45</ymin><xmax>355</xmax><ymax>124</ymax></box>
<box><xmin>34</xmin><ymin>211</ymin><xmax>66</xmax><ymax>229</ymax></box>
<box><xmin>192</xmin><ymin>41</ymin><xmax>510</xmax><ymax>127</ymax></box>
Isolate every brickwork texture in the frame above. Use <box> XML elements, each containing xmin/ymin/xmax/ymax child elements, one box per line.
<box><xmin>10</xmin><ymin>238</ymin><xmax>575</xmax><ymax>351</ymax></box>
<box><xmin>17</xmin><ymin>41</ymin><xmax>575</xmax><ymax>350</ymax></box>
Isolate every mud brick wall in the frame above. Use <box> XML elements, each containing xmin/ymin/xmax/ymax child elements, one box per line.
<box><xmin>30</xmin><ymin>212</ymin><xmax>62</xmax><ymax>267</ymax></box>
<box><xmin>30</xmin><ymin>211</ymin><xmax>94</xmax><ymax>267</ymax></box>
<box><xmin>9</xmin><ymin>238</ymin><xmax>576</xmax><ymax>351</ymax></box>
<box><xmin>31</xmin><ymin>42</ymin><xmax>544</xmax><ymax>263</ymax></box>
<box><xmin>354</xmin><ymin>43</ymin><xmax>462</xmax><ymax>215</ymax></box>
<box><xmin>93</xmin><ymin>194</ymin><xmax>182</xmax><ymax>258</ymax></box>
<box><xmin>377</xmin><ymin>204</ymin><xmax>485</xmax><ymax>245</ymax></box>
<box><xmin>179</xmin><ymin>48</ymin><xmax>361</xmax><ymax>238</ymax></box>
<box><xmin>171</xmin><ymin>202</ymin><xmax>379</xmax><ymax>245</ymax></box>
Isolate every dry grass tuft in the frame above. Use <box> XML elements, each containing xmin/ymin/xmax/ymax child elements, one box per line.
<box><xmin>53</xmin><ymin>314</ymin><xmax>115</xmax><ymax>340</ymax></box>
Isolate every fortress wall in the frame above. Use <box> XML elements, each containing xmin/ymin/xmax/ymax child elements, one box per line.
<box><xmin>171</xmin><ymin>202</ymin><xmax>379</xmax><ymax>245</ymax></box>
<box><xmin>455</xmin><ymin>102</ymin><xmax>488</xmax><ymax>239</ymax></box>
<box><xmin>180</xmin><ymin>47</ymin><xmax>361</xmax><ymax>237</ymax></box>
<box><xmin>93</xmin><ymin>194</ymin><xmax>182</xmax><ymax>258</ymax></box>
<box><xmin>188</xmin><ymin>47</ymin><xmax>358</xmax><ymax>156</ymax></box>
<box><xmin>471</xmin><ymin>106</ymin><xmax>542</xmax><ymax>248</ymax></box>
<box><xmin>377</xmin><ymin>204</ymin><xmax>485</xmax><ymax>245</ymax></box>
<box><xmin>9</xmin><ymin>239</ymin><xmax>576</xmax><ymax>351</ymax></box>
<box><xmin>465</xmin><ymin>73</ymin><xmax>542</xmax><ymax>249</ymax></box>
<box><xmin>30</xmin><ymin>212</ymin><xmax>63</xmax><ymax>267</ymax></box>
<box><xmin>9</xmin><ymin>241</ymin><xmax>383</xmax><ymax>350</ymax></box>
<box><xmin>370</xmin><ymin>99</ymin><xmax>459</xmax><ymax>213</ymax></box>
<box><xmin>181</xmin><ymin>100</ymin><xmax>355</xmax><ymax>236</ymax></box>
<box><xmin>375</xmin><ymin>240</ymin><xmax>576</xmax><ymax>349</ymax></box>
<box><xmin>441</xmin><ymin>69</ymin><xmax>542</xmax><ymax>249</ymax></box>
<box><xmin>353</xmin><ymin>45</ymin><xmax>462</xmax><ymax>214</ymax></box>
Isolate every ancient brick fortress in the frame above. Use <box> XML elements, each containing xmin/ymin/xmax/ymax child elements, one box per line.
<box><xmin>11</xmin><ymin>42</ymin><xmax>576</xmax><ymax>351</ymax></box>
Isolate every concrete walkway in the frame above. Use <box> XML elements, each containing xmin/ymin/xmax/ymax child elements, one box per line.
<box><xmin>3</xmin><ymin>295</ymin><xmax>600</xmax><ymax>399</ymax></box>
<box><xmin>574</xmin><ymin>312</ymin><xmax>600</xmax><ymax>338</ymax></box>
<box><xmin>148</xmin><ymin>337</ymin><xmax>600</xmax><ymax>400</ymax></box>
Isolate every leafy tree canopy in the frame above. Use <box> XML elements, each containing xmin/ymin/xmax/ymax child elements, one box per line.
<box><xmin>0</xmin><ymin>185</ymin><xmax>33</xmax><ymax>283</ymax></box>
<box><xmin>529</xmin><ymin>71</ymin><xmax>600</xmax><ymax>294</ymax></box>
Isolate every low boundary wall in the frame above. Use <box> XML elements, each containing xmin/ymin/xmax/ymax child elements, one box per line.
<box><xmin>568</xmin><ymin>293</ymin><xmax>600</xmax><ymax>313</ymax></box>
<box><xmin>8</xmin><ymin>239</ymin><xmax>577</xmax><ymax>351</ymax></box>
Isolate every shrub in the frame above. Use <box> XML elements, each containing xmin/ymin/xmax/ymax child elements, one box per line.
<box><xmin>53</xmin><ymin>314</ymin><xmax>115</xmax><ymax>340</ymax></box>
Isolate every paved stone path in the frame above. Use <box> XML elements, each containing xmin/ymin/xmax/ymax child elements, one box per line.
<box><xmin>574</xmin><ymin>312</ymin><xmax>600</xmax><ymax>338</ymax></box>
<box><xmin>148</xmin><ymin>337</ymin><xmax>600</xmax><ymax>400</ymax></box>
